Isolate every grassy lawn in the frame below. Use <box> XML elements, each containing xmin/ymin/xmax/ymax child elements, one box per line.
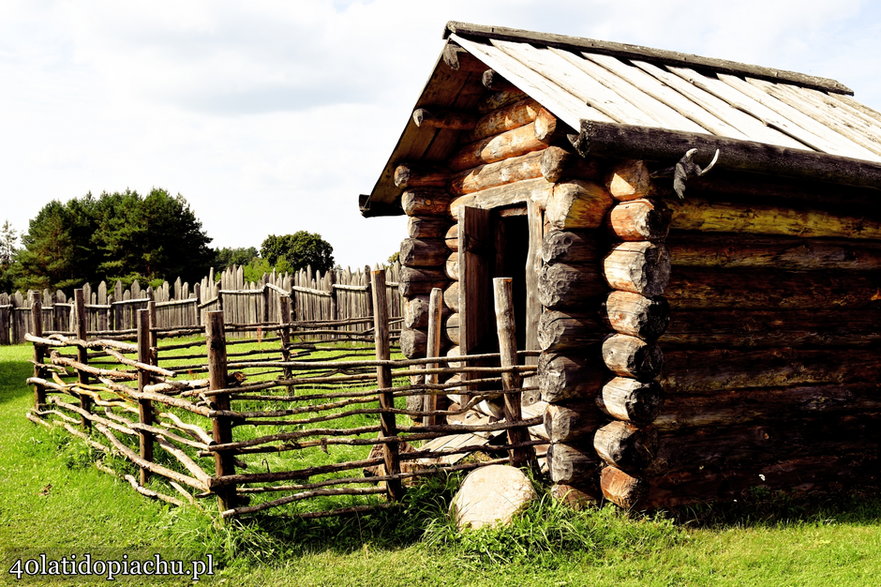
<box><xmin>2</xmin><ymin>342</ymin><xmax>881</xmax><ymax>585</ymax></box>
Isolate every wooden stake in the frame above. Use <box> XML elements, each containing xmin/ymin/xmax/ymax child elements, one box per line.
<box><xmin>30</xmin><ymin>293</ymin><xmax>46</xmax><ymax>411</ymax></box>
<box><xmin>74</xmin><ymin>289</ymin><xmax>92</xmax><ymax>429</ymax></box>
<box><xmin>494</xmin><ymin>277</ymin><xmax>535</xmax><ymax>469</ymax></box>
<box><xmin>206</xmin><ymin>310</ymin><xmax>237</xmax><ymax>512</ymax></box>
<box><xmin>136</xmin><ymin>309</ymin><xmax>154</xmax><ymax>486</ymax></box>
<box><xmin>424</xmin><ymin>288</ymin><xmax>444</xmax><ymax>427</ymax></box>
<box><xmin>371</xmin><ymin>270</ymin><xmax>403</xmax><ymax>501</ymax></box>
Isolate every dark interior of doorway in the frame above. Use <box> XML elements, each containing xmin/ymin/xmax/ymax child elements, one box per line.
<box><xmin>492</xmin><ymin>211</ymin><xmax>529</xmax><ymax>351</ymax></box>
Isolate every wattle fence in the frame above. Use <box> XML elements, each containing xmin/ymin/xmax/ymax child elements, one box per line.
<box><xmin>0</xmin><ymin>264</ymin><xmax>402</xmax><ymax>345</ymax></box>
<box><xmin>24</xmin><ymin>272</ymin><xmax>543</xmax><ymax>519</ymax></box>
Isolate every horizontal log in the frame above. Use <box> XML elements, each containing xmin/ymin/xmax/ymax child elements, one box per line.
<box><xmin>400</xmin><ymin>328</ymin><xmax>427</xmax><ymax>359</ymax></box>
<box><xmin>482</xmin><ymin>68</ymin><xmax>517</xmax><ymax>92</ymax></box>
<box><xmin>663</xmin><ymin>307</ymin><xmax>881</xmax><ymax>348</ymax></box>
<box><xmin>594</xmin><ymin>420</ymin><xmax>657</xmax><ymax>472</ymax></box>
<box><xmin>450</xmin><ymin>123</ymin><xmax>550</xmax><ymax>171</ymax></box>
<box><xmin>534</xmin><ymin>107</ymin><xmax>563</xmax><ymax>143</ymax></box>
<box><xmin>666</xmin><ymin>232</ymin><xmax>881</xmax><ymax>271</ymax></box>
<box><xmin>540</xmin><ymin>230</ymin><xmax>602</xmax><ymax>265</ymax></box>
<box><xmin>476</xmin><ymin>88</ymin><xmax>528</xmax><ymax>114</ymax></box>
<box><xmin>540</xmin><ymin>145</ymin><xmax>601</xmax><ymax>183</ymax></box>
<box><xmin>660</xmin><ymin>347</ymin><xmax>881</xmax><ymax>394</ymax></box>
<box><xmin>537</xmin><ymin>262</ymin><xmax>606</xmax><ymax>310</ymax></box>
<box><xmin>538</xmin><ymin>352</ymin><xmax>605</xmax><ymax>404</ymax></box>
<box><xmin>442</xmin><ymin>43</ymin><xmax>486</xmax><ymax>73</ymax></box>
<box><xmin>598</xmin><ymin>377</ymin><xmax>663</xmax><ymax>426</ymax></box>
<box><xmin>649</xmin><ymin>415</ymin><xmax>881</xmax><ymax>479</ymax></box>
<box><xmin>443</xmin><ymin>281</ymin><xmax>460</xmax><ymax>313</ymax></box>
<box><xmin>576</xmin><ymin>120</ymin><xmax>881</xmax><ymax>193</ymax></box>
<box><xmin>470</xmin><ymin>98</ymin><xmax>541</xmax><ymax>141</ymax></box>
<box><xmin>411</xmin><ymin>107</ymin><xmax>478</xmax><ymax>130</ymax></box>
<box><xmin>449</xmin><ymin>177</ymin><xmax>552</xmax><ymax>219</ymax></box>
<box><xmin>669</xmin><ymin>197</ymin><xmax>881</xmax><ymax>240</ymax></box>
<box><xmin>399</xmin><ymin>238</ymin><xmax>449</xmax><ymax>268</ymax></box>
<box><xmin>445</xmin><ymin>252</ymin><xmax>459</xmax><ymax>281</ymax></box>
<box><xmin>445</xmin><ymin>223</ymin><xmax>458</xmax><ymax>251</ymax></box>
<box><xmin>673</xmin><ymin>167</ymin><xmax>881</xmax><ymax>212</ymax></box>
<box><xmin>603</xmin><ymin>242</ymin><xmax>670</xmax><ymax>297</ymax></box>
<box><xmin>445</xmin><ymin>312</ymin><xmax>460</xmax><ymax>346</ymax></box>
<box><xmin>546</xmin><ymin>442</ymin><xmax>601</xmax><ymax>486</ymax></box>
<box><xmin>403</xmin><ymin>296</ymin><xmax>430</xmax><ymax>329</ymax></box>
<box><xmin>544</xmin><ymin>403</ymin><xmax>602</xmax><ymax>443</ymax></box>
<box><xmin>600</xmin><ymin>465</ymin><xmax>646</xmax><ymax>509</ymax></box>
<box><xmin>665</xmin><ymin>267</ymin><xmax>881</xmax><ymax>309</ymax></box>
<box><xmin>449</xmin><ymin>150</ymin><xmax>544</xmax><ymax>196</ymax></box>
<box><xmin>610</xmin><ymin>198</ymin><xmax>671</xmax><ymax>242</ymax></box>
<box><xmin>545</xmin><ymin>180</ymin><xmax>615</xmax><ymax>230</ymax></box>
<box><xmin>607</xmin><ymin>160</ymin><xmax>654</xmax><ymax>201</ymax></box>
<box><xmin>393</xmin><ymin>163</ymin><xmax>449</xmax><ymax>189</ymax></box>
<box><xmin>537</xmin><ymin>310</ymin><xmax>603</xmax><ymax>352</ymax></box>
<box><xmin>603</xmin><ymin>291</ymin><xmax>669</xmax><ymax>340</ymax></box>
<box><xmin>644</xmin><ymin>453</ymin><xmax>876</xmax><ymax>509</ymax></box>
<box><xmin>407</xmin><ymin>216</ymin><xmax>452</xmax><ymax>240</ymax></box>
<box><xmin>401</xmin><ymin>189</ymin><xmax>451</xmax><ymax>217</ymax></box>
<box><xmin>602</xmin><ymin>334</ymin><xmax>663</xmax><ymax>380</ymax></box>
<box><xmin>653</xmin><ymin>382</ymin><xmax>881</xmax><ymax>432</ymax></box>
<box><xmin>398</xmin><ymin>267</ymin><xmax>448</xmax><ymax>298</ymax></box>
<box><xmin>550</xmin><ymin>483</ymin><xmax>599</xmax><ymax>509</ymax></box>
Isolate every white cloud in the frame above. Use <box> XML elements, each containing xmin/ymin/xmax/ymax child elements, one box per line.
<box><xmin>1</xmin><ymin>0</ymin><xmax>879</xmax><ymax>269</ymax></box>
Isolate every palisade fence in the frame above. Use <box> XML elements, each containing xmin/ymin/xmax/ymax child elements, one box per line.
<box><xmin>25</xmin><ymin>273</ymin><xmax>542</xmax><ymax>519</ymax></box>
<box><xmin>0</xmin><ymin>264</ymin><xmax>403</xmax><ymax>345</ymax></box>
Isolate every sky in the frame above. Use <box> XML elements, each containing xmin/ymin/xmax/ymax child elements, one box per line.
<box><xmin>2</xmin><ymin>0</ymin><xmax>880</xmax><ymax>268</ymax></box>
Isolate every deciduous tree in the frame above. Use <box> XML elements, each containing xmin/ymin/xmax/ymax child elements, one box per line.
<box><xmin>260</xmin><ymin>231</ymin><xmax>335</xmax><ymax>274</ymax></box>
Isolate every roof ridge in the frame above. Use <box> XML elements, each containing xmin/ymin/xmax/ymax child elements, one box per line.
<box><xmin>444</xmin><ymin>21</ymin><xmax>853</xmax><ymax>95</ymax></box>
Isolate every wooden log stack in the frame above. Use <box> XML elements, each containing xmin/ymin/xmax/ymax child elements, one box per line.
<box><xmin>390</xmin><ymin>47</ymin><xmax>881</xmax><ymax>508</ymax></box>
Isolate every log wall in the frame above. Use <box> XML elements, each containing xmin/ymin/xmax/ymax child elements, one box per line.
<box><xmin>642</xmin><ymin>162</ymin><xmax>881</xmax><ymax>507</ymax></box>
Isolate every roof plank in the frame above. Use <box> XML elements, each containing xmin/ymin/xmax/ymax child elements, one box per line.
<box><xmin>631</xmin><ymin>60</ymin><xmax>807</xmax><ymax>149</ymax></box>
<box><xmin>745</xmin><ymin>79</ymin><xmax>881</xmax><ymax>159</ymax></box>
<box><xmin>718</xmin><ymin>73</ymin><xmax>881</xmax><ymax>161</ymax></box>
<box><xmin>491</xmin><ymin>39</ymin><xmax>660</xmax><ymax>127</ymax></box>
<box><xmin>581</xmin><ymin>53</ymin><xmax>749</xmax><ymax>140</ymax></box>
<box><xmin>549</xmin><ymin>48</ymin><xmax>707</xmax><ymax>134</ymax></box>
<box><xmin>451</xmin><ymin>34</ymin><xmax>612</xmax><ymax>129</ymax></box>
<box><xmin>445</xmin><ymin>21</ymin><xmax>853</xmax><ymax>94</ymax></box>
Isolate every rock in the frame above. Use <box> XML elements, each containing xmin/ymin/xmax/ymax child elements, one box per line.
<box><xmin>450</xmin><ymin>465</ymin><xmax>537</xmax><ymax>530</ymax></box>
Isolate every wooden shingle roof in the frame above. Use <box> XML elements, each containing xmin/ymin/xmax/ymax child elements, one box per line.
<box><xmin>360</xmin><ymin>22</ymin><xmax>881</xmax><ymax>216</ymax></box>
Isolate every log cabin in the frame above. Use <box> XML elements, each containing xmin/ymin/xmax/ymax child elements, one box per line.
<box><xmin>358</xmin><ymin>22</ymin><xmax>881</xmax><ymax>509</ymax></box>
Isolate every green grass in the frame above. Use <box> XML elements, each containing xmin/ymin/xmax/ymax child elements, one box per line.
<box><xmin>3</xmin><ymin>342</ymin><xmax>881</xmax><ymax>585</ymax></box>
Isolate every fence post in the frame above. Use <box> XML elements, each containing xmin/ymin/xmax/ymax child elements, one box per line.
<box><xmin>74</xmin><ymin>288</ymin><xmax>92</xmax><ymax>429</ymax></box>
<box><xmin>30</xmin><ymin>293</ymin><xmax>46</xmax><ymax>411</ymax></box>
<box><xmin>206</xmin><ymin>310</ymin><xmax>237</xmax><ymax>512</ymax></box>
<box><xmin>493</xmin><ymin>277</ymin><xmax>535</xmax><ymax>469</ymax></box>
<box><xmin>423</xmin><ymin>288</ymin><xmax>444</xmax><ymax>427</ymax></box>
<box><xmin>262</xmin><ymin>284</ymin><xmax>271</xmax><ymax>325</ymax></box>
<box><xmin>363</xmin><ymin>265</ymin><xmax>374</xmax><ymax>319</ymax></box>
<box><xmin>136</xmin><ymin>309</ymin><xmax>155</xmax><ymax>485</ymax></box>
<box><xmin>277</xmin><ymin>296</ymin><xmax>293</xmax><ymax>385</ymax></box>
<box><xmin>147</xmin><ymin>300</ymin><xmax>158</xmax><ymax>363</ymax></box>
<box><xmin>193</xmin><ymin>282</ymin><xmax>201</xmax><ymax>327</ymax></box>
<box><xmin>371</xmin><ymin>269</ymin><xmax>403</xmax><ymax>501</ymax></box>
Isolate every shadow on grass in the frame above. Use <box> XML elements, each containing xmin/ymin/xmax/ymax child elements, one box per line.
<box><xmin>221</xmin><ymin>475</ymin><xmax>460</xmax><ymax>561</ymax></box>
<box><xmin>665</xmin><ymin>486</ymin><xmax>881</xmax><ymax>530</ymax></box>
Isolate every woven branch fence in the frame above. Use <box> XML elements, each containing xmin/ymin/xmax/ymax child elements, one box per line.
<box><xmin>25</xmin><ymin>271</ymin><xmax>540</xmax><ymax>519</ymax></box>
<box><xmin>1</xmin><ymin>264</ymin><xmax>402</xmax><ymax>345</ymax></box>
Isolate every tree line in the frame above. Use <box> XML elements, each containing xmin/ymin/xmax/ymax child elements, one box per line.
<box><xmin>0</xmin><ymin>189</ymin><xmax>335</xmax><ymax>293</ymax></box>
